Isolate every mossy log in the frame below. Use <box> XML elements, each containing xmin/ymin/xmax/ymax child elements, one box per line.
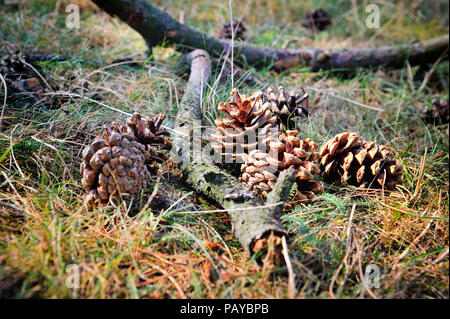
<box><xmin>92</xmin><ymin>0</ymin><xmax>448</xmax><ymax>71</ymax></box>
<box><xmin>171</xmin><ymin>49</ymin><xmax>295</xmax><ymax>255</ymax></box>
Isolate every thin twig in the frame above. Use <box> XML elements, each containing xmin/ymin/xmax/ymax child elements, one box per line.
<box><xmin>18</xmin><ymin>58</ymin><xmax>53</xmax><ymax>91</ymax></box>
<box><xmin>418</xmin><ymin>48</ymin><xmax>449</xmax><ymax>92</ymax></box>
<box><xmin>0</xmin><ymin>73</ymin><xmax>7</xmax><ymax>131</ymax></box>
<box><xmin>392</xmin><ymin>211</ymin><xmax>437</xmax><ymax>270</ymax></box>
<box><xmin>44</xmin><ymin>91</ymin><xmax>186</xmax><ymax>137</ymax></box>
<box><xmin>142</xmin><ymin>173</ymin><xmax>162</xmax><ymax>210</ymax></box>
<box><xmin>281</xmin><ymin>236</ymin><xmax>297</xmax><ymax>299</ymax></box>
<box><xmin>346</xmin><ymin>204</ymin><xmax>356</xmax><ymax>248</ymax></box>
<box><xmin>9</xmin><ymin>125</ymin><xmax>25</xmax><ymax>179</ymax></box>
<box><xmin>151</xmin><ymin>264</ymin><xmax>187</xmax><ymax>298</ymax></box>
<box><xmin>332</xmin><ymin>93</ymin><xmax>383</xmax><ymax>112</ymax></box>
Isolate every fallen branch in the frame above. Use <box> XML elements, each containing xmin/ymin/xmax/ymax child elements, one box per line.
<box><xmin>92</xmin><ymin>0</ymin><xmax>448</xmax><ymax>71</ymax></box>
<box><xmin>172</xmin><ymin>49</ymin><xmax>295</xmax><ymax>256</ymax></box>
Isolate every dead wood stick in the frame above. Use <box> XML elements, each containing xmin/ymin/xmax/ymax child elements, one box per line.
<box><xmin>91</xmin><ymin>0</ymin><xmax>448</xmax><ymax>72</ymax></box>
<box><xmin>171</xmin><ymin>49</ymin><xmax>295</xmax><ymax>256</ymax></box>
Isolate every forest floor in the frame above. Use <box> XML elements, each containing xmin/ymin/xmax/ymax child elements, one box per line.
<box><xmin>0</xmin><ymin>0</ymin><xmax>448</xmax><ymax>298</ymax></box>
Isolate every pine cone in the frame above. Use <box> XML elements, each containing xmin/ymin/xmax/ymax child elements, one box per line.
<box><xmin>80</xmin><ymin>113</ymin><xmax>171</xmax><ymax>204</ymax></box>
<box><xmin>266</xmin><ymin>86</ymin><xmax>310</xmax><ymax>130</ymax></box>
<box><xmin>240</xmin><ymin>130</ymin><xmax>323</xmax><ymax>200</ymax></box>
<box><xmin>302</xmin><ymin>8</ymin><xmax>332</xmax><ymax>31</ymax></box>
<box><xmin>217</xmin><ymin>19</ymin><xmax>246</xmax><ymax>41</ymax></box>
<box><xmin>423</xmin><ymin>99</ymin><xmax>449</xmax><ymax>125</ymax></box>
<box><xmin>211</xmin><ymin>88</ymin><xmax>278</xmax><ymax>163</ymax></box>
<box><xmin>125</xmin><ymin>113</ymin><xmax>172</xmax><ymax>163</ymax></box>
<box><xmin>319</xmin><ymin>132</ymin><xmax>403</xmax><ymax>190</ymax></box>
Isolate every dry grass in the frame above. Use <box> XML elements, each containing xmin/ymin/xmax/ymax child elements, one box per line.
<box><xmin>0</xmin><ymin>0</ymin><xmax>448</xmax><ymax>298</ymax></box>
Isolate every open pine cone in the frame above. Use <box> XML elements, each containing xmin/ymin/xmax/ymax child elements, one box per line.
<box><xmin>80</xmin><ymin>113</ymin><xmax>171</xmax><ymax>204</ymax></box>
<box><xmin>240</xmin><ymin>130</ymin><xmax>323</xmax><ymax>200</ymax></box>
<box><xmin>211</xmin><ymin>88</ymin><xmax>278</xmax><ymax>163</ymax></box>
<box><xmin>217</xmin><ymin>19</ymin><xmax>247</xmax><ymax>41</ymax></box>
<box><xmin>319</xmin><ymin>132</ymin><xmax>403</xmax><ymax>190</ymax></box>
<box><xmin>266</xmin><ymin>86</ymin><xmax>310</xmax><ymax>130</ymax></box>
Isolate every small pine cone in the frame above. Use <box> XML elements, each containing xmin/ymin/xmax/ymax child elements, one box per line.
<box><xmin>240</xmin><ymin>130</ymin><xmax>323</xmax><ymax>200</ymax></box>
<box><xmin>217</xmin><ymin>19</ymin><xmax>247</xmax><ymax>41</ymax></box>
<box><xmin>80</xmin><ymin>126</ymin><xmax>152</xmax><ymax>204</ymax></box>
<box><xmin>125</xmin><ymin>113</ymin><xmax>172</xmax><ymax>160</ymax></box>
<box><xmin>423</xmin><ymin>99</ymin><xmax>449</xmax><ymax>125</ymax></box>
<box><xmin>302</xmin><ymin>8</ymin><xmax>332</xmax><ymax>31</ymax></box>
<box><xmin>319</xmin><ymin>132</ymin><xmax>403</xmax><ymax>190</ymax></box>
<box><xmin>266</xmin><ymin>86</ymin><xmax>310</xmax><ymax>130</ymax></box>
<box><xmin>211</xmin><ymin>88</ymin><xmax>278</xmax><ymax>163</ymax></box>
<box><xmin>81</xmin><ymin>113</ymin><xmax>171</xmax><ymax>205</ymax></box>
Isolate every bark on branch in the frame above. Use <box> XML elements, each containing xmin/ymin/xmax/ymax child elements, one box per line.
<box><xmin>92</xmin><ymin>0</ymin><xmax>448</xmax><ymax>72</ymax></box>
<box><xmin>171</xmin><ymin>49</ymin><xmax>295</xmax><ymax>256</ymax></box>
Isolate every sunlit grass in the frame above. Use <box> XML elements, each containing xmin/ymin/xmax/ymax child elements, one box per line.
<box><xmin>0</xmin><ymin>0</ymin><xmax>448</xmax><ymax>298</ymax></box>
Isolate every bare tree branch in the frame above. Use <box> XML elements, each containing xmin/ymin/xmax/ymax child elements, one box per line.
<box><xmin>92</xmin><ymin>0</ymin><xmax>448</xmax><ymax>72</ymax></box>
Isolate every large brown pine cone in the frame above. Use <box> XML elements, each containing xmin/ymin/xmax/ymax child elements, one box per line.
<box><xmin>80</xmin><ymin>113</ymin><xmax>171</xmax><ymax>204</ymax></box>
<box><xmin>319</xmin><ymin>132</ymin><xmax>403</xmax><ymax>190</ymax></box>
<box><xmin>266</xmin><ymin>86</ymin><xmax>310</xmax><ymax>130</ymax></box>
<box><xmin>240</xmin><ymin>130</ymin><xmax>323</xmax><ymax>200</ymax></box>
<box><xmin>211</xmin><ymin>88</ymin><xmax>278</xmax><ymax>163</ymax></box>
<box><xmin>217</xmin><ymin>19</ymin><xmax>247</xmax><ymax>41</ymax></box>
